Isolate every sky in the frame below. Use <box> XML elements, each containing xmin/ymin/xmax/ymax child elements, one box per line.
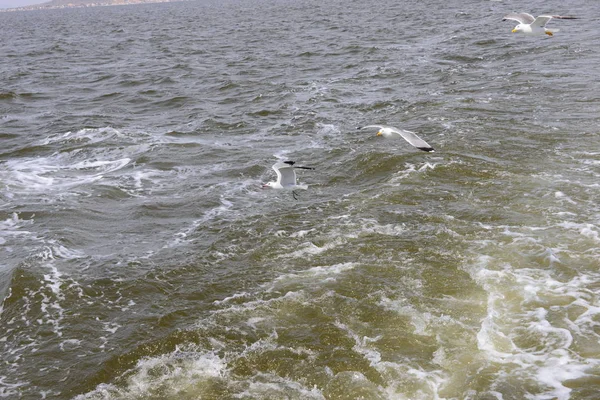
<box><xmin>0</xmin><ymin>0</ymin><xmax>47</xmax><ymax>8</ymax></box>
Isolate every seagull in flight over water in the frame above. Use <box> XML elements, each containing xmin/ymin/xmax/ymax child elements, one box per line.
<box><xmin>357</xmin><ymin>125</ymin><xmax>435</xmax><ymax>152</ymax></box>
<box><xmin>502</xmin><ymin>12</ymin><xmax>578</xmax><ymax>36</ymax></box>
<box><xmin>262</xmin><ymin>161</ymin><xmax>315</xmax><ymax>200</ymax></box>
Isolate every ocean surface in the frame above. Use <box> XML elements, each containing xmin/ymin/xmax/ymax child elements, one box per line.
<box><xmin>1</xmin><ymin>0</ymin><xmax>599</xmax><ymax>399</ymax></box>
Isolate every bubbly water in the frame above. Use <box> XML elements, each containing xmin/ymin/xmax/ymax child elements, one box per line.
<box><xmin>1</xmin><ymin>0</ymin><xmax>599</xmax><ymax>399</ymax></box>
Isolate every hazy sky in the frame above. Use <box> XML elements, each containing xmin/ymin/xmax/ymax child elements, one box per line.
<box><xmin>0</xmin><ymin>0</ymin><xmax>47</xmax><ymax>8</ymax></box>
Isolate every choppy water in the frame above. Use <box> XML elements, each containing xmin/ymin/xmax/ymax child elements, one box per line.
<box><xmin>1</xmin><ymin>0</ymin><xmax>599</xmax><ymax>399</ymax></box>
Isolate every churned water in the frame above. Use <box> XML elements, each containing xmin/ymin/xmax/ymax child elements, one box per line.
<box><xmin>1</xmin><ymin>0</ymin><xmax>599</xmax><ymax>399</ymax></box>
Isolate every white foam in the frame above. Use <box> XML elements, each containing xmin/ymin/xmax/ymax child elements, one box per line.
<box><xmin>59</xmin><ymin>339</ymin><xmax>82</xmax><ymax>352</ymax></box>
<box><xmin>289</xmin><ymin>229</ymin><xmax>316</xmax><ymax>238</ymax></box>
<box><xmin>469</xmin><ymin>254</ymin><xmax>600</xmax><ymax>399</ymax></box>
<box><xmin>75</xmin><ymin>349</ymin><xmax>226</xmax><ymax>399</ymax></box>
<box><xmin>358</xmin><ymin>219</ymin><xmax>405</xmax><ymax>236</ymax></box>
<box><xmin>163</xmin><ymin>194</ymin><xmax>237</xmax><ymax>249</ymax></box>
<box><xmin>39</xmin><ymin>127</ymin><xmax>123</xmax><ymax>147</ymax></box>
<box><xmin>246</xmin><ymin>317</ymin><xmax>266</xmax><ymax>329</ymax></box>
<box><xmin>3</xmin><ymin>154</ymin><xmax>130</xmax><ymax>197</ymax></box>
<box><xmin>0</xmin><ymin>376</ymin><xmax>28</xmax><ymax>398</ymax></box>
<box><xmin>0</xmin><ymin>213</ymin><xmax>35</xmax><ymax>249</ymax></box>
<box><xmin>554</xmin><ymin>191</ymin><xmax>577</xmax><ymax>204</ymax></box>
<box><xmin>316</xmin><ymin>123</ymin><xmax>340</xmax><ymax>136</ymax></box>
<box><xmin>233</xmin><ymin>373</ymin><xmax>324</xmax><ymax>399</ymax></box>
<box><xmin>70</xmin><ymin>158</ymin><xmax>131</xmax><ymax>174</ymax></box>
<box><xmin>40</xmin><ymin>264</ymin><xmax>65</xmax><ymax>338</ymax></box>
<box><xmin>273</xmin><ymin>150</ymin><xmax>292</xmax><ymax>160</ymax></box>
<box><xmin>280</xmin><ymin>237</ymin><xmax>347</xmax><ymax>259</ymax></box>
<box><xmin>213</xmin><ymin>291</ymin><xmax>251</xmax><ymax>305</ymax></box>
<box><xmin>379</xmin><ymin>298</ymin><xmax>431</xmax><ymax>336</ymax></box>
<box><xmin>335</xmin><ymin>321</ymin><xmax>382</xmax><ymax>366</ymax></box>
<box><xmin>386</xmin><ymin>160</ymin><xmax>446</xmax><ymax>184</ymax></box>
<box><xmin>558</xmin><ymin>221</ymin><xmax>600</xmax><ymax>243</ymax></box>
<box><xmin>209</xmin><ymin>290</ymin><xmax>307</xmax><ymax>319</ymax></box>
<box><xmin>332</xmin><ymin>320</ymin><xmax>449</xmax><ymax>400</ymax></box>
<box><xmin>102</xmin><ymin>322</ymin><xmax>120</xmax><ymax>335</ymax></box>
<box><xmin>44</xmin><ymin>241</ymin><xmax>87</xmax><ymax>260</ymax></box>
<box><xmin>268</xmin><ymin>262</ymin><xmax>356</xmax><ymax>290</ymax></box>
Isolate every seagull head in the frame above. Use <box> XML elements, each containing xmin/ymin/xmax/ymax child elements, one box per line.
<box><xmin>262</xmin><ymin>182</ymin><xmax>275</xmax><ymax>189</ymax></box>
<box><xmin>512</xmin><ymin>24</ymin><xmax>524</xmax><ymax>33</ymax></box>
<box><xmin>376</xmin><ymin>129</ymin><xmax>392</xmax><ymax>137</ymax></box>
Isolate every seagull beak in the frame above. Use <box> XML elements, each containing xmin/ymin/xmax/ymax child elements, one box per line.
<box><xmin>376</xmin><ymin>131</ymin><xmax>383</xmax><ymax>136</ymax></box>
<box><xmin>511</xmin><ymin>28</ymin><xmax>518</xmax><ymax>33</ymax></box>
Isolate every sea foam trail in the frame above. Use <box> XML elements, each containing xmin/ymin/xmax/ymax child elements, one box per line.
<box><xmin>3</xmin><ymin>127</ymin><xmax>136</xmax><ymax>199</ymax></box>
<box><xmin>2</xmin><ymin>0</ymin><xmax>600</xmax><ymax>398</ymax></box>
<box><xmin>468</xmin><ymin>244</ymin><xmax>600</xmax><ymax>400</ymax></box>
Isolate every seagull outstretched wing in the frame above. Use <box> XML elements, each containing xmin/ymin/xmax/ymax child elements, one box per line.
<box><xmin>358</xmin><ymin>125</ymin><xmax>435</xmax><ymax>152</ymax></box>
<box><xmin>273</xmin><ymin>162</ymin><xmax>297</xmax><ymax>187</ymax></box>
<box><xmin>502</xmin><ymin>13</ymin><xmax>535</xmax><ymax>24</ymax></box>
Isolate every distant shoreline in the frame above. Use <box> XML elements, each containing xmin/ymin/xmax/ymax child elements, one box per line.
<box><xmin>0</xmin><ymin>0</ymin><xmax>188</xmax><ymax>12</ymax></box>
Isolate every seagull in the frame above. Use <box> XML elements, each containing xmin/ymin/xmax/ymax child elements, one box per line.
<box><xmin>502</xmin><ymin>13</ymin><xmax>578</xmax><ymax>36</ymax></box>
<box><xmin>357</xmin><ymin>125</ymin><xmax>435</xmax><ymax>152</ymax></box>
<box><xmin>262</xmin><ymin>161</ymin><xmax>314</xmax><ymax>200</ymax></box>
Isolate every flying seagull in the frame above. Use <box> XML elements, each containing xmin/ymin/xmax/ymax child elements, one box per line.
<box><xmin>503</xmin><ymin>13</ymin><xmax>578</xmax><ymax>36</ymax></box>
<box><xmin>357</xmin><ymin>125</ymin><xmax>435</xmax><ymax>152</ymax></box>
<box><xmin>262</xmin><ymin>161</ymin><xmax>315</xmax><ymax>200</ymax></box>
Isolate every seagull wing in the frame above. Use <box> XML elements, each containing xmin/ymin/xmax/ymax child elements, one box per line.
<box><xmin>502</xmin><ymin>12</ymin><xmax>535</xmax><ymax>24</ymax></box>
<box><xmin>357</xmin><ymin>125</ymin><xmax>385</xmax><ymax>131</ymax></box>
<box><xmin>388</xmin><ymin>127</ymin><xmax>435</xmax><ymax>152</ymax></box>
<box><xmin>272</xmin><ymin>163</ymin><xmax>284</xmax><ymax>184</ymax></box>
<box><xmin>273</xmin><ymin>163</ymin><xmax>297</xmax><ymax>187</ymax></box>
<box><xmin>549</xmin><ymin>15</ymin><xmax>578</xmax><ymax>20</ymax></box>
<box><xmin>531</xmin><ymin>15</ymin><xmax>554</xmax><ymax>28</ymax></box>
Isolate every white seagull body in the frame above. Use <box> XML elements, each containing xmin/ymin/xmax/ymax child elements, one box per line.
<box><xmin>358</xmin><ymin>125</ymin><xmax>435</xmax><ymax>152</ymax></box>
<box><xmin>262</xmin><ymin>161</ymin><xmax>314</xmax><ymax>199</ymax></box>
<box><xmin>503</xmin><ymin>13</ymin><xmax>578</xmax><ymax>36</ymax></box>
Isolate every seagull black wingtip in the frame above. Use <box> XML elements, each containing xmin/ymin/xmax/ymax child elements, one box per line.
<box><xmin>418</xmin><ymin>147</ymin><xmax>435</xmax><ymax>152</ymax></box>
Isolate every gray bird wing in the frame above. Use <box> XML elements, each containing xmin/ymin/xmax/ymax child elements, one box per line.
<box><xmin>503</xmin><ymin>12</ymin><xmax>535</xmax><ymax>24</ymax></box>
<box><xmin>273</xmin><ymin>163</ymin><xmax>297</xmax><ymax>186</ymax></box>
<box><xmin>531</xmin><ymin>15</ymin><xmax>554</xmax><ymax>27</ymax></box>
<box><xmin>388</xmin><ymin>127</ymin><xmax>435</xmax><ymax>152</ymax></box>
<box><xmin>358</xmin><ymin>125</ymin><xmax>385</xmax><ymax>131</ymax></box>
